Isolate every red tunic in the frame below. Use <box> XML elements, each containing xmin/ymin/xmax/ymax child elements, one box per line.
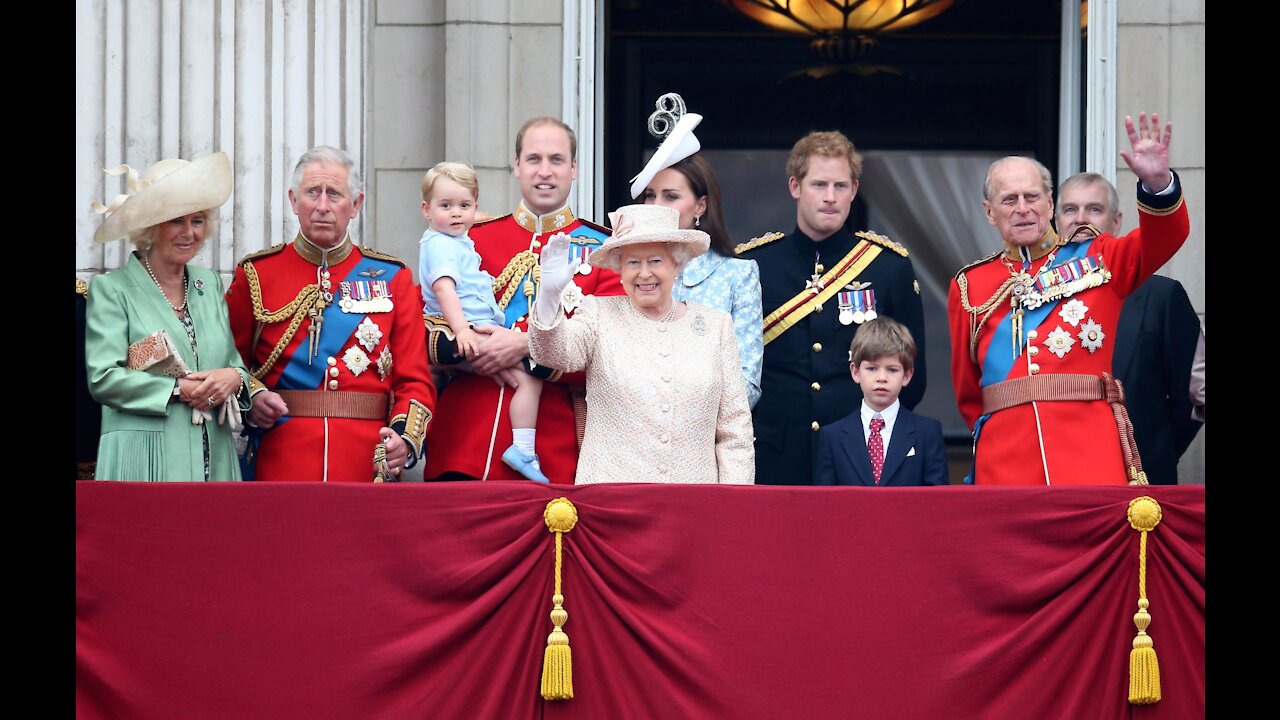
<box><xmin>226</xmin><ymin>236</ymin><xmax>436</xmax><ymax>482</ymax></box>
<box><xmin>425</xmin><ymin>203</ymin><xmax>623</xmax><ymax>484</ymax></box>
<box><xmin>947</xmin><ymin>180</ymin><xmax>1190</xmax><ymax>485</ymax></box>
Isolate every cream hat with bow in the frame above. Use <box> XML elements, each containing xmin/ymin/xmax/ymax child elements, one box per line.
<box><xmin>588</xmin><ymin>204</ymin><xmax>709</xmax><ymax>271</ymax></box>
<box><xmin>91</xmin><ymin>152</ymin><xmax>233</xmax><ymax>243</ymax></box>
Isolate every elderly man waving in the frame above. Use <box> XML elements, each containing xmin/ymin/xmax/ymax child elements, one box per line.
<box><xmin>947</xmin><ymin>113</ymin><xmax>1190</xmax><ymax>486</ymax></box>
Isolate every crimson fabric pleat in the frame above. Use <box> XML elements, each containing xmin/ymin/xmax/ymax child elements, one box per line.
<box><xmin>77</xmin><ymin>483</ymin><xmax>1205</xmax><ymax>720</ymax></box>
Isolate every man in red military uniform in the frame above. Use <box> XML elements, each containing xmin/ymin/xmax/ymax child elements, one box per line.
<box><xmin>425</xmin><ymin>117</ymin><xmax>623</xmax><ymax>483</ymax></box>
<box><xmin>948</xmin><ymin>113</ymin><xmax>1189</xmax><ymax>486</ymax></box>
<box><xmin>227</xmin><ymin>146</ymin><xmax>435</xmax><ymax>482</ymax></box>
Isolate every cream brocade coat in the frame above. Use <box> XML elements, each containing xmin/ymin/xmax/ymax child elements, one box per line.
<box><xmin>529</xmin><ymin>295</ymin><xmax>755</xmax><ymax>484</ymax></box>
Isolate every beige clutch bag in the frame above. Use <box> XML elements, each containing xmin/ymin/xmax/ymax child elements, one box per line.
<box><xmin>126</xmin><ymin>329</ymin><xmax>192</xmax><ymax>378</ymax></box>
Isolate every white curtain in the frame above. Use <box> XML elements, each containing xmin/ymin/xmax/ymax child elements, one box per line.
<box><xmin>861</xmin><ymin>151</ymin><xmax>1005</xmax><ymax>433</ymax></box>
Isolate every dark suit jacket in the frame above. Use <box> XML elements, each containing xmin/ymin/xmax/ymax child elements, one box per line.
<box><xmin>813</xmin><ymin>407</ymin><xmax>948</xmax><ymax>486</ymax></box>
<box><xmin>1113</xmin><ymin>275</ymin><xmax>1203</xmax><ymax>485</ymax></box>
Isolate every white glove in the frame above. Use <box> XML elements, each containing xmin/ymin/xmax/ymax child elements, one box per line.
<box><xmin>218</xmin><ymin>396</ymin><xmax>243</xmax><ymax>431</ymax></box>
<box><xmin>534</xmin><ymin>232</ymin><xmax>578</xmax><ymax>326</ymax></box>
<box><xmin>191</xmin><ymin>407</ymin><xmax>213</xmax><ymax>425</ymax></box>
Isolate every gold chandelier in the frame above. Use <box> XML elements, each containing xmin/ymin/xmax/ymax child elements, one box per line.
<box><xmin>722</xmin><ymin>0</ymin><xmax>955</xmax><ymax>63</ymax></box>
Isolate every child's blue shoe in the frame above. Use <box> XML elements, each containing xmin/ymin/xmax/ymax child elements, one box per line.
<box><xmin>502</xmin><ymin>445</ymin><xmax>551</xmax><ymax>483</ymax></box>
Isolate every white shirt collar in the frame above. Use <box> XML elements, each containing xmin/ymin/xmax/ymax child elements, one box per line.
<box><xmin>860</xmin><ymin>399</ymin><xmax>901</xmax><ymax>442</ymax></box>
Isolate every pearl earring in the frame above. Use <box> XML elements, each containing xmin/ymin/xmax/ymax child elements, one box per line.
<box><xmin>694</xmin><ymin>215</ymin><xmax>701</xmax><ymax>228</ymax></box>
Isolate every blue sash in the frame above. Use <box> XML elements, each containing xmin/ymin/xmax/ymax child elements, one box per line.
<box><xmin>243</xmin><ymin>254</ymin><xmax>399</xmax><ymax>478</ymax></box>
<box><xmin>277</xmin><ymin>254</ymin><xmax>399</xmax><ymax>391</ymax></box>
<box><xmin>979</xmin><ymin>240</ymin><xmax>1094</xmax><ymax>388</ymax></box>
<box><xmin>503</xmin><ymin>225</ymin><xmax>610</xmax><ymax>326</ymax></box>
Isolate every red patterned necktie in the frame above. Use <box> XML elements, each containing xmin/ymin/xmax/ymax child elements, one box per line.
<box><xmin>868</xmin><ymin>417</ymin><xmax>886</xmax><ymax>485</ymax></box>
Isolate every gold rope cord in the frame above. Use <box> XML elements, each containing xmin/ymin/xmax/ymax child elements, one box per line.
<box><xmin>492</xmin><ymin>251</ymin><xmax>539</xmax><ymax>311</ymax></box>
<box><xmin>956</xmin><ymin>271</ymin><xmax>1019</xmax><ymax>363</ymax></box>
<box><xmin>243</xmin><ymin>261</ymin><xmax>323</xmax><ymax>380</ymax></box>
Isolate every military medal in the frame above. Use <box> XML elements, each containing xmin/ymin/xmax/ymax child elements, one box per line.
<box><xmin>569</xmin><ymin>244</ymin><xmax>593</xmax><ymax>275</ymax></box>
<box><xmin>560</xmin><ymin>281</ymin><xmax>584</xmax><ymax>314</ymax></box>
<box><xmin>805</xmin><ymin>254</ymin><xmax>826</xmax><ymax>296</ymax></box>
<box><xmin>851</xmin><ymin>291</ymin><xmax>866</xmax><ymax>324</ymax></box>
<box><xmin>355</xmin><ymin>317</ymin><xmax>383</xmax><ymax>351</ymax></box>
<box><xmin>837</xmin><ymin>290</ymin><xmax>855</xmax><ymax>325</ymax></box>
<box><xmin>340</xmin><ymin>280</ymin><xmax>394</xmax><ymax>313</ymax></box>
<box><xmin>863</xmin><ymin>290</ymin><xmax>877</xmax><ymax>321</ymax></box>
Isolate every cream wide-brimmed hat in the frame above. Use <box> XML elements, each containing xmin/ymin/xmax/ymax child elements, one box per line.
<box><xmin>91</xmin><ymin>151</ymin><xmax>233</xmax><ymax>243</ymax></box>
<box><xmin>588</xmin><ymin>204</ymin><xmax>709</xmax><ymax>271</ymax></box>
<box><xmin>629</xmin><ymin>92</ymin><xmax>702</xmax><ymax>200</ymax></box>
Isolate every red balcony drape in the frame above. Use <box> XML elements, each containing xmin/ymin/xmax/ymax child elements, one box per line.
<box><xmin>76</xmin><ymin>483</ymin><xmax>1205</xmax><ymax>720</ymax></box>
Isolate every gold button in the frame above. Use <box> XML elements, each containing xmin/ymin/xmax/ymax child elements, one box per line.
<box><xmin>1029</xmin><ymin>346</ymin><xmax>1039</xmax><ymax>356</ymax></box>
<box><xmin>328</xmin><ymin>379</ymin><xmax>339</xmax><ymax>390</ymax></box>
<box><xmin>811</xmin><ymin>421</ymin><xmax>820</xmax><ymax>432</ymax></box>
<box><xmin>815</xmin><ymin>304</ymin><xmax>823</xmax><ymax>313</ymax></box>
<box><xmin>532</xmin><ymin>240</ymin><xmax>542</xmax><ymax>249</ymax></box>
<box><xmin>1029</xmin><ymin>363</ymin><xmax>1040</xmax><ymax>375</ymax></box>
<box><xmin>815</xmin><ymin>264</ymin><xmax>825</xmax><ymax>273</ymax></box>
<box><xmin>329</xmin><ymin>367</ymin><xmax>339</xmax><ymax>377</ymax></box>
<box><xmin>1026</xmin><ymin>329</ymin><xmax>1038</xmax><ymax>340</ymax></box>
<box><xmin>327</xmin><ymin>357</ymin><xmax>337</xmax><ymax>366</ymax></box>
<box><xmin>517</xmin><ymin>316</ymin><xmax>526</xmax><ymax>323</ymax></box>
<box><xmin>812</xmin><ymin>343</ymin><xmax>823</xmax><ymax>352</ymax></box>
<box><xmin>811</xmin><ymin>382</ymin><xmax>821</xmax><ymax>392</ymax></box>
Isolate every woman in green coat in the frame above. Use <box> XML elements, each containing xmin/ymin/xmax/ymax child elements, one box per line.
<box><xmin>86</xmin><ymin>152</ymin><xmax>250</xmax><ymax>481</ymax></box>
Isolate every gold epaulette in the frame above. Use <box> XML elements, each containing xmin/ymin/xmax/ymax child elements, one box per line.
<box><xmin>358</xmin><ymin>246</ymin><xmax>408</xmax><ymax>268</ymax></box>
<box><xmin>76</xmin><ymin>277</ymin><xmax>89</xmax><ymax>297</ymax></box>
<box><xmin>953</xmin><ymin>250</ymin><xmax>1003</xmax><ymax>280</ymax></box>
<box><xmin>734</xmin><ymin>231</ymin><xmax>785</xmax><ymax>255</ymax></box>
<box><xmin>237</xmin><ymin>243</ymin><xmax>286</xmax><ymax>265</ymax></box>
<box><xmin>856</xmin><ymin>230</ymin><xmax>909</xmax><ymax>257</ymax></box>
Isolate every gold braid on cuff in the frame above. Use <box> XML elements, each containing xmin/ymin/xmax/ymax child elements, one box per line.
<box><xmin>402</xmin><ymin>399</ymin><xmax>432</xmax><ymax>457</ymax></box>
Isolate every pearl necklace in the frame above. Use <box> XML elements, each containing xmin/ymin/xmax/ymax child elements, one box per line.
<box><xmin>629</xmin><ymin>297</ymin><xmax>678</xmax><ymax>323</ymax></box>
<box><xmin>142</xmin><ymin>255</ymin><xmax>189</xmax><ymax>313</ymax></box>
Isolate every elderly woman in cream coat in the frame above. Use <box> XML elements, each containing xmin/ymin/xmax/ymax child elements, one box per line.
<box><xmin>529</xmin><ymin>204</ymin><xmax>754</xmax><ymax>484</ymax></box>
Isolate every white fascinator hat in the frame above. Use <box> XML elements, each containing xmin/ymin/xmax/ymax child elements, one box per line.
<box><xmin>628</xmin><ymin>92</ymin><xmax>703</xmax><ymax>200</ymax></box>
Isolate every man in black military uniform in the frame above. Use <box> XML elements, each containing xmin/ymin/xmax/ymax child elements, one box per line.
<box><xmin>737</xmin><ymin>131</ymin><xmax>926</xmax><ymax>486</ymax></box>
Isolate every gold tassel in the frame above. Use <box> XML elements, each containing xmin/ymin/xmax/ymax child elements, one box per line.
<box><xmin>1127</xmin><ymin>496</ymin><xmax>1162</xmax><ymax>705</ymax></box>
<box><xmin>541</xmin><ymin>498</ymin><xmax>578</xmax><ymax>701</ymax></box>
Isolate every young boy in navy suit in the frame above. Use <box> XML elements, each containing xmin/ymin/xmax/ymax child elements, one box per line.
<box><xmin>813</xmin><ymin>317</ymin><xmax>948</xmax><ymax>486</ymax></box>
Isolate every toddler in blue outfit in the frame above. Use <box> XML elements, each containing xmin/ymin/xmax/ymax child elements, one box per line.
<box><xmin>419</xmin><ymin>162</ymin><xmax>547</xmax><ymax>483</ymax></box>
